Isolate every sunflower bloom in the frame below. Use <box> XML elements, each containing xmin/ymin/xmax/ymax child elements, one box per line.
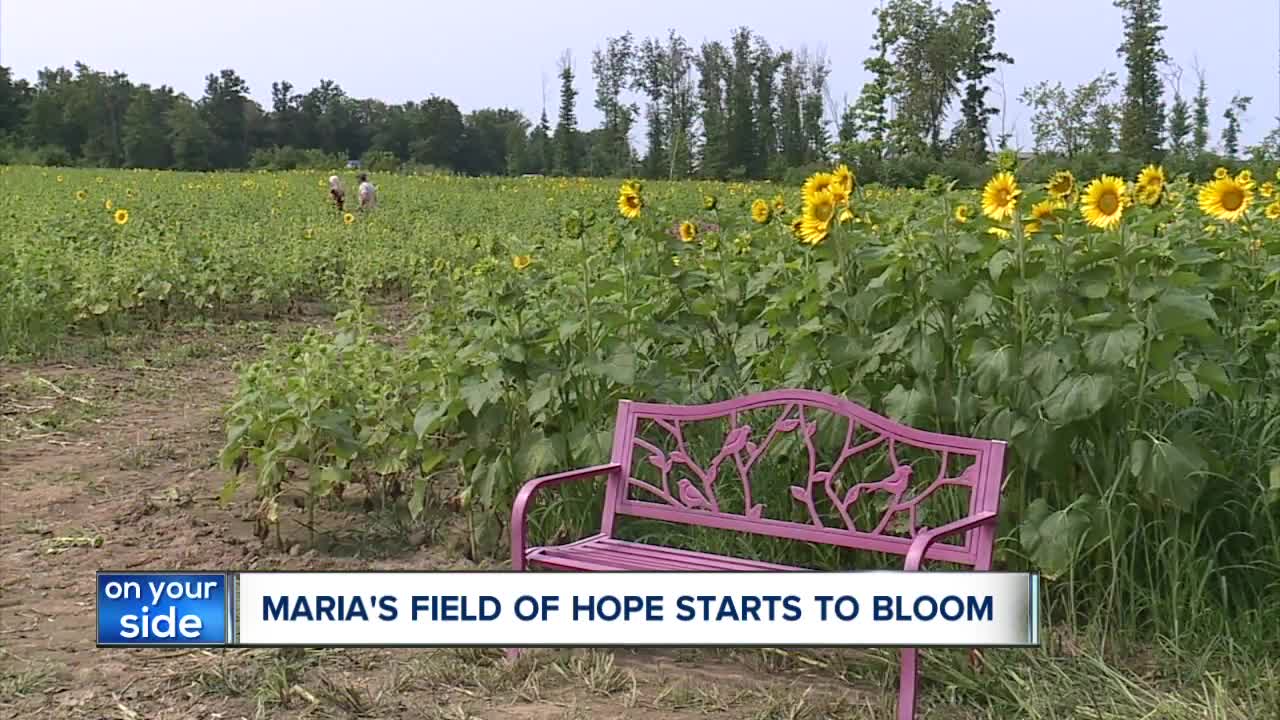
<box><xmin>750</xmin><ymin>199</ymin><xmax>771</xmax><ymax>224</ymax></box>
<box><xmin>798</xmin><ymin>217</ymin><xmax>831</xmax><ymax>245</ymax></box>
<box><xmin>343</xmin><ymin>212</ymin><xmax>355</xmax><ymax>225</ymax></box>
<box><xmin>1198</xmin><ymin>177</ymin><xmax>1253</xmax><ymax>223</ymax></box>
<box><xmin>1031</xmin><ymin>199</ymin><xmax>1062</xmax><ymax>223</ymax></box>
<box><xmin>1080</xmin><ymin>176</ymin><xmax>1128</xmax><ymax>230</ymax></box>
<box><xmin>953</xmin><ymin>205</ymin><xmax>972</xmax><ymax>224</ymax></box>
<box><xmin>839</xmin><ymin>208</ymin><xmax>855</xmax><ymax>224</ymax></box>
<box><xmin>104</xmin><ymin>198</ymin><xmax>113</xmax><ymax>210</ymax></box>
<box><xmin>703</xmin><ymin>195</ymin><xmax>717</xmax><ymax>210</ymax></box>
<box><xmin>987</xmin><ymin>227</ymin><xmax>1011</xmax><ymax>240</ymax></box>
<box><xmin>1261</xmin><ymin>182</ymin><xmax>1275</xmax><ymax>199</ymax></box>
<box><xmin>113</xmin><ymin>208</ymin><xmax>129</xmax><ymax>225</ymax></box>
<box><xmin>772</xmin><ymin>194</ymin><xmax>787</xmax><ymax>213</ymax></box>
<box><xmin>678</xmin><ymin>220</ymin><xmax>698</xmax><ymax>242</ymax></box>
<box><xmin>56</xmin><ymin>175</ymin><xmax>64</xmax><ymax>183</ymax></box>
<box><xmin>802</xmin><ymin>172</ymin><xmax>837</xmax><ymax>204</ymax></box>
<box><xmin>832</xmin><ymin>164</ymin><xmax>855</xmax><ymax>194</ymax></box>
<box><xmin>1135</xmin><ymin>165</ymin><xmax>1166</xmax><ymax>205</ymax></box>
<box><xmin>981</xmin><ymin>172</ymin><xmax>1021</xmax><ymax>222</ymax></box>
<box><xmin>512</xmin><ymin>255</ymin><xmax>532</xmax><ymax>270</ymax></box>
<box><xmin>1047</xmin><ymin>170</ymin><xmax>1075</xmax><ymax>199</ymax></box>
<box><xmin>1213</xmin><ymin>167</ymin><xmax>1228</xmax><ymax>180</ymax></box>
<box><xmin>1265</xmin><ymin>201</ymin><xmax>1280</xmax><ymax>221</ymax></box>
<box><xmin>75</xmin><ymin>190</ymin><xmax>87</xmax><ymax>201</ymax></box>
<box><xmin>617</xmin><ymin>188</ymin><xmax>642</xmax><ymax>219</ymax></box>
<box><xmin>789</xmin><ymin>216</ymin><xmax>805</xmax><ymax>239</ymax></box>
<box><xmin>1236</xmin><ymin>169</ymin><xmax>1254</xmax><ymax>188</ymax></box>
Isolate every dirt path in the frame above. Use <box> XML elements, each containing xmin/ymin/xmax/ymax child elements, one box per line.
<box><xmin>0</xmin><ymin>312</ymin><xmax>900</xmax><ymax>720</ymax></box>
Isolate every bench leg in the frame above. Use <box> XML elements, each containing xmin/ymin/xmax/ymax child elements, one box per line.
<box><xmin>897</xmin><ymin>647</ymin><xmax>919</xmax><ymax>720</ymax></box>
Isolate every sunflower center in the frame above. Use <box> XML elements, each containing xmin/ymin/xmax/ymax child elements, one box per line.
<box><xmin>625</xmin><ymin>195</ymin><xmax>639</xmax><ymax>209</ymax></box>
<box><xmin>1098</xmin><ymin>191</ymin><xmax>1120</xmax><ymax>215</ymax></box>
<box><xmin>995</xmin><ymin>189</ymin><xmax>1011</xmax><ymax>205</ymax></box>
<box><xmin>1221</xmin><ymin>188</ymin><xmax>1244</xmax><ymax>212</ymax></box>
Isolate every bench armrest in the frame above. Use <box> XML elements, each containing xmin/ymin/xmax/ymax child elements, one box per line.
<box><xmin>510</xmin><ymin>463</ymin><xmax>622</xmax><ymax>569</ymax></box>
<box><xmin>903</xmin><ymin>511</ymin><xmax>998</xmax><ymax>571</ymax></box>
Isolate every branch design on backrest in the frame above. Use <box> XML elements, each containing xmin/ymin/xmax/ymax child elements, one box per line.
<box><xmin>623</xmin><ymin>397</ymin><xmax>984</xmax><ymax>540</ymax></box>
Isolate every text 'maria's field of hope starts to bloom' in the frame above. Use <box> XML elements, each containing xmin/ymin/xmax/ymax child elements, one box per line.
<box><xmin>97</xmin><ymin>571</ymin><xmax>1040</xmax><ymax>648</ymax></box>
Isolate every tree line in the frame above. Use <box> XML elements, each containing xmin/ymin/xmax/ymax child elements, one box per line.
<box><xmin>0</xmin><ymin>0</ymin><xmax>1275</xmax><ymax>185</ymax></box>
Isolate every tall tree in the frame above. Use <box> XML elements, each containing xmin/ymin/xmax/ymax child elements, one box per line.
<box><xmin>552</xmin><ymin>51</ymin><xmax>581</xmax><ymax>175</ymax></box>
<box><xmin>1220</xmin><ymin>93</ymin><xmax>1252</xmax><ymax>158</ymax></box>
<box><xmin>695</xmin><ymin>41</ymin><xmax>730</xmax><ymax>177</ymax></box>
<box><xmin>591</xmin><ymin>33</ymin><xmax>638</xmax><ymax>176</ymax></box>
<box><xmin>951</xmin><ymin>0</ymin><xmax>1013</xmax><ymax>161</ymax></box>
<box><xmin>199</xmin><ymin>69</ymin><xmax>251</xmax><ymax>169</ymax></box>
<box><xmin>1165</xmin><ymin>67</ymin><xmax>1191</xmax><ymax>156</ymax></box>
<box><xmin>779</xmin><ymin>54</ymin><xmax>806</xmax><ymax>166</ymax></box>
<box><xmin>800</xmin><ymin>50</ymin><xmax>831</xmax><ymax>163</ymax></box>
<box><xmin>409</xmin><ymin>95</ymin><xmax>465</xmax><ymax>169</ymax></box>
<box><xmin>1114</xmin><ymin>0</ymin><xmax>1168</xmax><ymax>160</ymax></box>
<box><xmin>725</xmin><ymin>27</ymin><xmax>758</xmax><ymax>177</ymax></box>
<box><xmin>1021</xmin><ymin>71</ymin><xmax>1118</xmax><ymax>158</ymax></box>
<box><xmin>1190</xmin><ymin>66</ymin><xmax>1211</xmax><ymax>154</ymax></box>
<box><xmin>753</xmin><ymin>38</ymin><xmax>785</xmax><ymax>175</ymax></box>
<box><xmin>122</xmin><ymin>84</ymin><xmax>177</xmax><ymax>168</ymax></box>
<box><xmin>0</xmin><ymin>66</ymin><xmax>34</xmax><ymax>139</ymax></box>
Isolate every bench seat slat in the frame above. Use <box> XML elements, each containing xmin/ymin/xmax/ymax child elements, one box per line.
<box><xmin>526</xmin><ymin>536</ymin><xmax>801</xmax><ymax>572</ymax></box>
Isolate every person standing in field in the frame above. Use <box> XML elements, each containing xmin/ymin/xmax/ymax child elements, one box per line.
<box><xmin>328</xmin><ymin>175</ymin><xmax>346</xmax><ymax>212</ymax></box>
<box><xmin>357</xmin><ymin>173</ymin><xmax>377</xmax><ymax>211</ymax></box>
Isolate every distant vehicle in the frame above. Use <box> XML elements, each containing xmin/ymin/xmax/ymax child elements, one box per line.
<box><xmin>346</xmin><ymin>160</ymin><xmax>362</xmax><ymax>169</ymax></box>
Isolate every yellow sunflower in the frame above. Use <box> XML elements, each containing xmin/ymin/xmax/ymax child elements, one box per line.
<box><xmin>1198</xmin><ymin>177</ymin><xmax>1253</xmax><ymax>223</ymax></box>
<box><xmin>512</xmin><ymin>255</ymin><xmax>532</xmax><ymax>270</ymax></box>
<box><xmin>617</xmin><ymin>188</ymin><xmax>642</xmax><ymax>219</ymax></box>
<box><xmin>1031</xmin><ymin>199</ymin><xmax>1061</xmax><ymax>223</ymax></box>
<box><xmin>772</xmin><ymin>194</ymin><xmax>787</xmax><ymax>213</ymax></box>
<box><xmin>1047</xmin><ymin>170</ymin><xmax>1075</xmax><ymax>199</ymax></box>
<box><xmin>1236</xmin><ymin>169</ymin><xmax>1254</xmax><ymax>188</ymax></box>
<box><xmin>703</xmin><ymin>194</ymin><xmax>717</xmax><ymax>210</ymax></box>
<box><xmin>104</xmin><ymin>198</ymin><xmax>113</xmax><ymax>210</ymax></box>
<box><xmin>1080</xmin><ymin>176</ymin><xmax>1128</xmax><ymax>230</ymax></box>
<box><xmin>953</xmin><ymin>205</ymin><xmax>972</xmax><ymax>224</ymax></box>
<box><xmin>1213</xmin><ymin>167</ymin><xmax>1228</xmax><ymax>180</ymax></box>
<box><xmin>1261</xmin><ymin>181</ymin><xmax>1275</xmax><ymax>199</ymax></box>
<box><xmin>1265</xmin><ymin>200</ymin><xmax>1280</xmax><ymax>221</ymax></box>
<box><xmin>1135</xmin><ymin>164</ymin><xmax>1165</xmax><ymax>205</ymax></box>
<box><xmin>678</xmin><ymin>220</ymin><xmax>698</xmax><ymax>242</ymax></box>
<box><xmin>802</xmin><ymin>172</ymin><xmax>837</xmax><ymax>204</ymax></box>
<box><xmin>981</xmin><ymin>172</ymin><xmax>1021</xmax><ymax>222</ymax></box>
<box><xmin>113</xmin><ymin>208</ymin><xmax>129</xmax><ymax>225</ymax></box>
<box><xmin>832</xmin><ymin>164</ymin><xmax>855</xmax><ymax>194</ymax></box>
<box><xmin>798</xmin><ymin>216</ymin><xmax>831</xmax><ymax>245</ymax></box>
<box><xmin>839</xmin><ymin>208</ymin><xmax>855</xmax><ymax>224</ymax></box>
<box><xmin>750</xmin><ymin>199</ymin><xmax>771</xmax><ymax>224</ymax></box>
<box><xmin>56</xmin><ymin>175</ymin><xmax>64</xmax><ymax>183</ymax></box>
<box><xmin>1024</xmin><ymin>221</ymin><xmax>1042</xmax><ymax>235</ymax></box>
<box><xmin>343</xmin><ymin>212</ymin><xmax>355</xmax><ymax>225</ymax></box>
<box><xmin>75</xmin><ymin>190</ymin><xmax>87</xmax><ymax>201</ymax></box>
<box><xmin>789</xmin><ymin>216</ymin><xmax>804</xmax><ymax>239</ymax></box>
<box><xmin>804</xmin><ymin>189</ymin><xmax>837</xmax><ymax>225</ymax></box>
<box><xmin>986</xmin><ymin>226</ymin><xmax>1011</xmax><ymax>240</ymax></box>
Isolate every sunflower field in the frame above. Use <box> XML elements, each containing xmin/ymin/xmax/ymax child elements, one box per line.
<box><xmin>3</xmin><ymin>161</ymin><xmax>1280</xmax><ymax>647</ymax></box>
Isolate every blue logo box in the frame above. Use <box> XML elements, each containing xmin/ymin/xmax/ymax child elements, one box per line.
<box><xmin>97</xmin><ymin>572</ymin><xmax>231</xmax><ymax>646</ymax></box>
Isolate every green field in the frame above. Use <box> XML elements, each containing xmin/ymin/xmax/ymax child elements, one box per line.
<box><xmin>2</xmin><ymin>162</ymin><xmax>1279</xmax><ymax>718</ymax></box>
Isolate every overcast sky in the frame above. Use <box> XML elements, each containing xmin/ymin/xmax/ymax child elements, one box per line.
<box><xmin>2</xmin><ymin>0</ymin><xmax>1277</xmax><ymax>150</ymax></box>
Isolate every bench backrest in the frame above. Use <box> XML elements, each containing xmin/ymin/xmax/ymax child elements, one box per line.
<box><xmin>601</xmin><ymin>389</ymin><xmax>1005</xmax><ymax>569</ymax></box>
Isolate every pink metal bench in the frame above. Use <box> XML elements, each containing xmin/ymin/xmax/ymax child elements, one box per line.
<box><xmin>510</xmin><ymin>389</ymin><xmax>1006</xmax><ymax>720</ymax></box>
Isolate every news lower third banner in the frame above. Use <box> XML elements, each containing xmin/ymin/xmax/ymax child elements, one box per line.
<box><xmin>96</xmin><ymin>571</ymin><xmax>1041</xmax><ymax>648</ymax></box>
